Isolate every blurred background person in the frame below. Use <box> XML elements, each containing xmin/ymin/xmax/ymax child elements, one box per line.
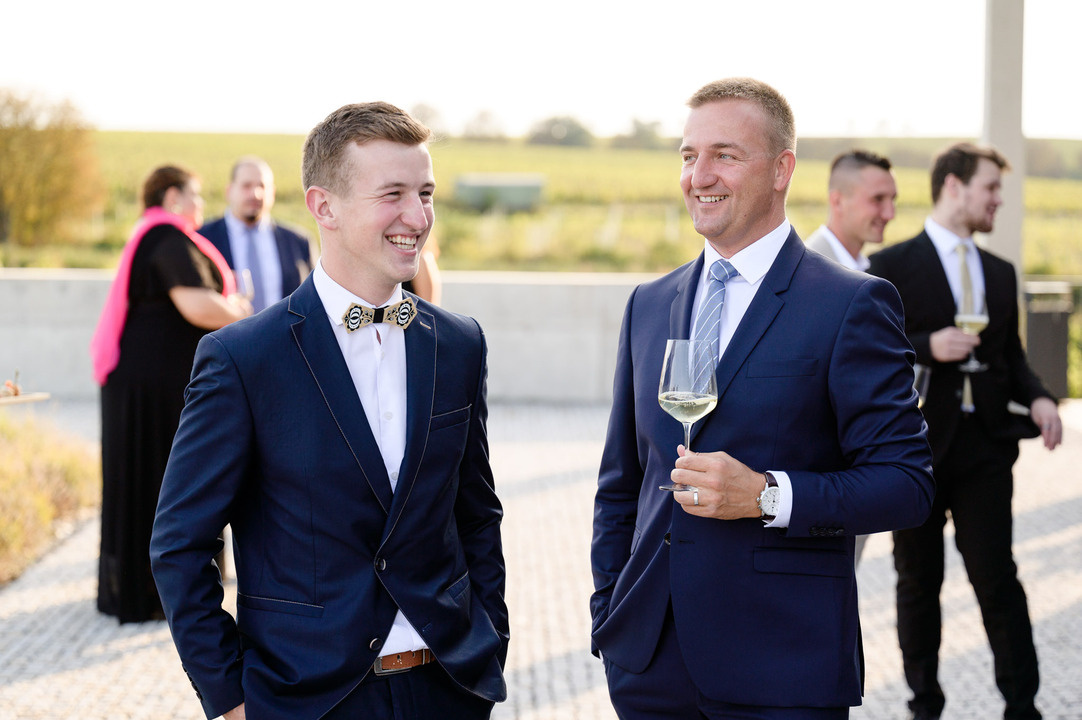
<box><xmin>805</xmin><ymin>148</ymin><xmax>898</xmax><ymax>566</ymax></box>
<box><xmin>805</xmin><ymin>149</ymin><xmax>897</xmax><ymax>272</ymax></box>
<box><xmin>869</xmin><ymin>143</ymin><xmax>1061</xmax><ymax>720</ymax></box>
<box><xmin>90</xmin><ymin>165</ymin><xmax>251</xmax><ymax>623</ymax></box>
<box><xmin>404</xmin><ymin>233</ymin><xmax>442</xmax><ymax>304</ymax></box>
<box><xmin>199</xmin><ymin>156</ymin><xmax>314</xmax><ymax>312</ymax></box>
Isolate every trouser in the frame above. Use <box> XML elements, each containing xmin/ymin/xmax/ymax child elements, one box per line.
<box><xmin>893</xmin><ymin>416</ymin><xmax>1040</xmax><ymax>719</ymax></box>
<box><xmin>322</xmin><ymin>659</ymin><xmax>494</xmax><ymax>720</ymax></box>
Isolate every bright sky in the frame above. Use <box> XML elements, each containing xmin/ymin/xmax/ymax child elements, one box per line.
<box><xmin>2</xmin><ymin>0</ymin><xmax>1078</xmax><ymax>140</ymax></box>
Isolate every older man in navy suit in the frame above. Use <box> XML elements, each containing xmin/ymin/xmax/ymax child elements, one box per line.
<box><xmin>199</xmin><ymin>156</ymin><xmax>314</xmax><ymax>311</ymax></box>
<box><xmin>590</xmin><ymin>78</ymin><xmax>934</xmax><ymax>719</ymax></box>
<box><xmin>152</xmin><ymin>103</ymin><xmax>507</xmax><ymax>720</ymax></box>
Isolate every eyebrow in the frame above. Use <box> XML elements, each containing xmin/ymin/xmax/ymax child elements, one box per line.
<box><xmin>679</xmin><ymin>141</ymin><xmax>743</xmax><ymax>154</ymax></box>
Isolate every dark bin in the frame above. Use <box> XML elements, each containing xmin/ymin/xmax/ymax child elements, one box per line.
<box><xmin>1024</xmin><ymin>281</ymin><xmax>1073</xmax><ymax>399</ymax></box>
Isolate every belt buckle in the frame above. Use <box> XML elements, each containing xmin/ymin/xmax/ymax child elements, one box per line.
<box><xmin>372</xmin><ymin>650</ymin><xmax>428</xmax><ymax>676</ymax></box>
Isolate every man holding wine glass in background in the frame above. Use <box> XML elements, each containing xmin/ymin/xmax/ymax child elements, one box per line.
<box><xmin>590</xmin><ymin>77</ymin><xmax>934</xmax><ymax>719</ymax></box>
<box><xmin>869</xmin><ymin>143</ymin><xmax>1061</xmax><ymax>720</ymax></box>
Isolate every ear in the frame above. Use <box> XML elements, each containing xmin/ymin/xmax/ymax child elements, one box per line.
<box><xmin>827</xmin><ymin>188</ymin><xmax>844</xmax><ymax>213</ymax></box>
<box><xmin>773</xmin><ymin>149</ymin><xmax>797</xmax><ymax>192</ymax></box>
<box><xmin>305</xmin><ymin>186</ymin><xmax>337</xmax><ymax>231</ymax></box>
<box><xmin>162</xmin><ymin>186</ymin><xmax>183</xmax><ymax>213</ymax></box>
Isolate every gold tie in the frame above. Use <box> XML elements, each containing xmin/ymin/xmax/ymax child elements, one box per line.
<box><xmin>958</xmin><ymin>243</ymin><xmax>974</xmax><ymax>411</ymax></box>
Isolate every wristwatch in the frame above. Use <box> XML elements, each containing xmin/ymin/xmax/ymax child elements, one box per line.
<box><xmin>757</xmin><ymin>471</ymin><xmax>780</xmax><ymax>522</ymax></box>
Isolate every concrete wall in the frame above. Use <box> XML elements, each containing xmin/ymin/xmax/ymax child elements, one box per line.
<box><xmin>0</xmin><ymin>269</ymin><xmax>655</xmax><ymax>404</ymax></box>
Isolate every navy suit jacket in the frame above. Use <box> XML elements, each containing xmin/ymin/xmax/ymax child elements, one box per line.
<box><xmin>198</xmin><ymin>216</ymin><xmax>314</xmax><ymax>299</ymax></box>
<box><xmin>590</xmin><ymin>230</ymin><xmax>934</xmax><ymax>708</ymax></box>
<box><xmin>151</xmin><ymin>277</ymin><xmax>508</xmax><ymax>720</ymax></box>
<box><xmin>868</xmin><ymin>231</ymin><xmax>1050</xmax><ymax>463</ymax></box>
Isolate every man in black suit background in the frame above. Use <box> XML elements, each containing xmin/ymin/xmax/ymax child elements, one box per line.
<box><xmin>869</xmin><ymin>142</ymin><xmax>1062</xmax><ymax>720</ymax></box>
<box><xmin>200</xmin><ymin>156</ymin><xmax>314</xmax><ymax>312</ymax></box>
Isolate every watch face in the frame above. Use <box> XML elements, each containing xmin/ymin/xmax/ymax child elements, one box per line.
<box><xmin>760</xmin><ymin>486</ymin><xmax>781</xmax><ymax>516</ymax></box>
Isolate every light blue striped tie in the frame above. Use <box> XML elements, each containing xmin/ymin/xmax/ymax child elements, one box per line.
<box><xmin>692</xmin><ymin>258</ymin><xmax>739</xmax><ymax>381</ymax></box>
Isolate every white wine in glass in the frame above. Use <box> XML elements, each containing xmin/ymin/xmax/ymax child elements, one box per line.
<box><xmin>954</xmin><ymin>311</ymin><xmax>989</xmax><ymax>372</ymax></box>
<box><xmin>658</xmin><ymin>339</ymin><xmax>717</xmax><ymax>492</ymax></box>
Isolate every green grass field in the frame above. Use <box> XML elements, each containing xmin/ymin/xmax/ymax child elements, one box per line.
<box><xmin>6</xmin><ymin>130</ymin><xmax>1077</xmax><ymax>279</ymax></box>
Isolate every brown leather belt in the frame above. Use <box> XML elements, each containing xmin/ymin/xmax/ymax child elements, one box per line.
<box><xmin>372</xmin><ymin>649</ymin><xmax>434</xmax><ymax>676</ymax></box>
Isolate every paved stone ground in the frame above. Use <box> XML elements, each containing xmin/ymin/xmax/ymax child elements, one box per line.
<box><xmin>1</xmin><ymin>400</ymin><xmax>1080</xmax><ymax>719</ymax></box>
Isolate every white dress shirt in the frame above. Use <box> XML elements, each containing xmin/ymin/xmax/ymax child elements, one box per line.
<box><xmin>811</xmin><ymin>224</ymin><xmax>871</xmax><ymax>272</ymax></box>
<box><xmin>313</xmin><ymin>261</ymin><xmax>427</xmax><ymax>656</ymax></box>
<box><xmin>690</xmin><ymin>221</ymin><xmax>793</xmax><ymax>528</ymax></box>
<box><xmin>924</xmin><ymin>217</ymin><xmax>986</xmax><ymax>312</ymax></box>
<box><xmin>225</xmin><ymin>212</ymin><xmax>283</xmax><ymax>304</ymax></box>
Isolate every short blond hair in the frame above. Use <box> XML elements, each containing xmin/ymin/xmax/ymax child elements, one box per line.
<box><xmin>302</xmin><ymin>102</ymin><xmax>431</xmax><ymax>193</ymax></box>
<box><xmin>688</xmin><ymin>78</ymin><xmax>796</xmax><ymax>156</ymax></box>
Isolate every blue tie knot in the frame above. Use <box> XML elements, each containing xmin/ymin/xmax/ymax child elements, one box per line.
<box><xmin>710</xmin><ymin>258</ymin><xmax>739</xmax><ymax>285</ymax></box>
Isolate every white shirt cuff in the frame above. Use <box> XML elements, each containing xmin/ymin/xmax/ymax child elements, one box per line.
<box><xmin>763</xmin><ymin>470</ymin><xmax>792</xmax><ymax>528</ymax></box>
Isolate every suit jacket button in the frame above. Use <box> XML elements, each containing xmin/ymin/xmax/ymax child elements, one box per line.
<box><xmin>376</xmin><ymin>558</ymin><xmax>387</xmax><ymax>571</ymax></box>
<box><xmin>664</xmin><ymin>532</ymin><xmax>671</xmax><ymax>546</ymax></box>
<box><xmin>369</xmin><ymin>638</ymin><xmax>383</xmax><ymax>651</ymax></box>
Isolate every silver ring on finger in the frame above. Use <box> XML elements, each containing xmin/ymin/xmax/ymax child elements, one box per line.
<box><xmin>693</xmin><ymin>488</ymin><xmax>700</xmax><ymax>506</ymax></box>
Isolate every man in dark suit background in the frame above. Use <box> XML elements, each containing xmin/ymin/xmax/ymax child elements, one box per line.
<box><xmin>590</xmin><ymin>77</ymin><xmax>934</xmax><ymax>719</ymax></box>
<box><xmin>869</xmin><ymin>143</ymin><xmax>1061</xmax><ymax>720</ymax></box>
<box><xmin>199</xmin><ymin>156</ymin><xmax>314</xmax><ymax>311</ymax></box>
<box><xmin>151</xmin><ymin>103</ymin><xmax>507</xmax><ymax>720</ymax></box>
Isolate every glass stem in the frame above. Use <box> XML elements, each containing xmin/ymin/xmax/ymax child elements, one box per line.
<box><xmin>683</xmin><ymin>422</ymin><xmax>692</xmax><ymax>451</ymax></box>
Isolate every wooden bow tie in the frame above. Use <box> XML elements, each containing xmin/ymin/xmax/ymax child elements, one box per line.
<box><xmin>342</xmin><ymin>297</ymin><xmax>417</xmax><ymax>333</ymax></box>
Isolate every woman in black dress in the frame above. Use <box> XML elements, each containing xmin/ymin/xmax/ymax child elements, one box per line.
<box><xmin>92</xmin><ymin>166</ymin><xmax>251</xmax><ymax>623</ymax></box>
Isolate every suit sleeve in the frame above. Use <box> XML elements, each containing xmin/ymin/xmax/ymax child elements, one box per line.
<box><xmin>452</xmin><ymin>324</ymin><xmax>510</xmax><ymax>664</ymax></box>
<box><xmin>150</xmin><ymin>334</ymin><xmax>250</xmax><ymax>719</ymax></box>
<box><xmin>589</xmin><ymin>288</ymin><xmax>643</xmax><ymax>644</ymax></box>
<box><xmin>999</xmin><ymin>265</ymin><xmax>1056</xmax><ymax>405</ymax></box>
<box><xmin>786</xmin><ymin>276</ymin><xmax>935</xmax><ymax>537</ymax></box>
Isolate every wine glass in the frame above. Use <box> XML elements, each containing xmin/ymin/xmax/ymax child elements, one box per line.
<box><xmin>237</xmin><ymin>268</ymin><xmax>256</xmax><ymax>302</ymax></box>
<box><xmin>913</xmin><ymin>363</ymin><xmax>932</xmax><ymax>409</ymax></box>
<box><xmin>657</xmin><ymin>339</ymin><xmax>718</xmax><ymax>492</ymax></box>
<box><xmin>954</xmin><ymin>302</ymin><xmax>988</xmax><ymax>373</ymax></box>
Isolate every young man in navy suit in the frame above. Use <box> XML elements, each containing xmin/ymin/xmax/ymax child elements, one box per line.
<box><xmin>590</xmin><ymin>78</ymin><xmax>934</xmax><ymax>719</ymax></box>
<box><xmin>869</xmin><ymin>143</ymin><xmax>1061</xmax><ymax>720</ymax></box>
<box><xmin>199</xmin><ymin>156</ymin><xmax>314</xmax><ymax>312</ymax></box>
<box><xmin>152</xmin><ymin>103</ymin><xmax>508</xmax><ymax>720</ymax></box>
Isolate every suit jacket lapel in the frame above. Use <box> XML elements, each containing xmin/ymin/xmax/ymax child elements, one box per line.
<box><xmin>689</xmin><ymin>231</ymin><xmax>801</xmax><ymax>443</ymax></box>
<box><xmin>914</xmin><ymin>232</ymin><xmax>958</xmax><ymax>325</ymax></box>
<box><xmin>288</xmin><ymin>278</ymin><xmax>394</xmax><ymax>512</ymax></box>
<box><xmin>384</xmin><ymin>298</ymin><xmax>437</xmax><ymax>534</ymax></box>
<box><xmin>668</xmin><ymin>254</ymin><xmax>703</xmax><ymax>340</ymax></box>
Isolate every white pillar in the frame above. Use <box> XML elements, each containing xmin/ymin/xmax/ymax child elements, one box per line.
<box><xmin>982</xmin><ymin>0</ymin><xmax>1025</xmax><ymax>271</ymax></box>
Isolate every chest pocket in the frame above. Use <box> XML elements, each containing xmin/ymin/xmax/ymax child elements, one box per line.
<box><xmin>747</xmin><ymin>359</ymin><xmax>818</xmax><ymax>378</ymax></box>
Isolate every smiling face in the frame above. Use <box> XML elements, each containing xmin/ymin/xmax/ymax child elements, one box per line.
<box><xmin>831</xmin><ymin>165</ymin><xmax>897</xmax><ymax>249</ymax></box>
<box><xmin>679</xmin><ymin>99</ymin><xmax>795</xmax><ymax>257</ymax></box>
<box><xmin>312</xmin><ymin>140</ymin><xmax>435</xmax><ymax>303</ymax></box>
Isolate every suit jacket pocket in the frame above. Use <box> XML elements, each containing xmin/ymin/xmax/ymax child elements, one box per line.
<box><xmin>237</xmin><ymin>592</ymin><xmax>325</xmax><ymax>618</ymax></box>
<box><xmin>753</xmin><ymin>547</ymin><xmax>849</xmax><ymax>578</ymax></box>
<box><xmin>447</xmin><ymin>570</ymin><xmax>471</xmax><ymax>602</ymax></box>
<box><xmin>747</xmin><ymin>358</ymin><xmax>818</xmax><ymax>378</ymax></box>
<box><xmin>430</xmin><ymin>405</ymin><xmax>472</xmax><ymax>432</ymax></box>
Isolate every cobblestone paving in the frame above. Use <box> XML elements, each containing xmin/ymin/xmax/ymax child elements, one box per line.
<box><xmin>1</xmin><ymin>401</ymin><xmax>1079</xmax><ymax>719</ymax></box>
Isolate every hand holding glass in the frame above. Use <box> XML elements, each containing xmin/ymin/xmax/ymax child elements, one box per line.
<box><xmin>954</xmin><ymin>305</ymin><xmax>988</xmax><ymax>373</ymax></box>
<box><xmin>658</xmin><ymin>339</ymin><xmax>717</xmax><ymax>492</ymax></box>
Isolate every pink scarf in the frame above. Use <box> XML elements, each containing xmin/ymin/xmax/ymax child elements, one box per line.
<box><xmin>90</xmin><ymin>207</ymin><xmax>237</xmax><ymax>386</ymax></box>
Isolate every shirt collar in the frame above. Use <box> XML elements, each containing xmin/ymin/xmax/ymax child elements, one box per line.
<box><xmin>313</xmin><ymin>260</ymin><xmax>403</xmax><ymax>329</ymax></box>
<box><xmin>925</xmin><ymin>217</ymin><xmax>974</xmax><ymax>256</ymax></box>
<box><xmin>816</xmin><ymin>225</ymin><xmax>869</xmax><ymax>272</ymax></box>
<box><xmin>703</xmin><ymin>219</ymin><xmax>791</xmax><ymax>285</ymax></box>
